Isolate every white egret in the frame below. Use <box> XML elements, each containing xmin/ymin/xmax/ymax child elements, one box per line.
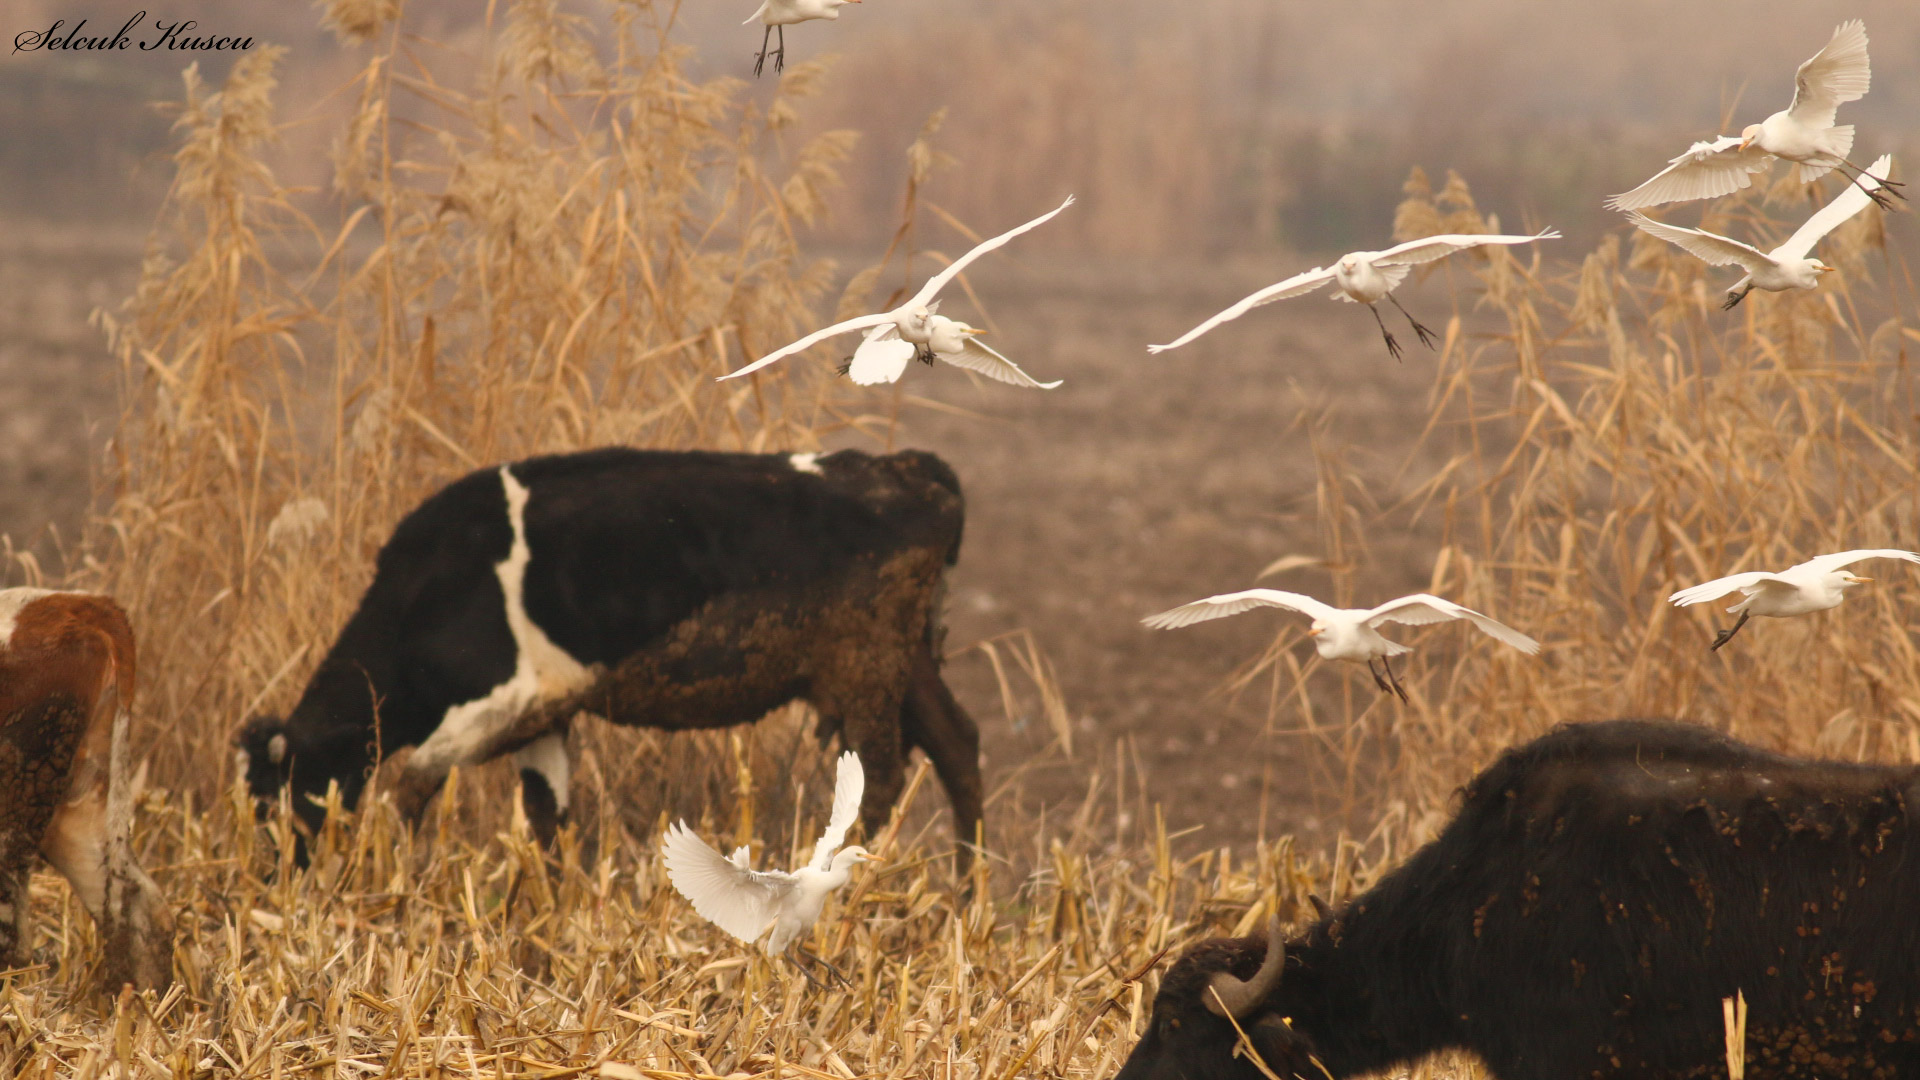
<box><xmin>720</xmin><ymin>196</ymin><xmax>1074</xmax><ymax>387</ymax></box>
<box><xmin>1625</xmin><ymin>153</ymin><xmax>1891</xmax><ymax>309</ymax></box>
<box><xmin>1146</xmin><ymin>230</ymin><xmax>1560</xmax><ymax>361</ymax></box>
<box><xmin>1143</xmin><ymin>589</ymin><xmax>1540</xmax><ymax>703</ymax></box>
<box><xmin>745</xmin><ymin>0</ymin><xmax>859</xmax><ymax>78</ymax></box>
<box><xmin>1608</xmin><ymin>21</ymin><xmax>1901</xmax><ymax>212</ymax></box>
<box><xmin>661</xmin><ymin>750</ymin><xmax>881</xmax><ymax>985</ymax></box>
<box><xmin>1667</xmin><ymin>549</ymin><xmax>1920</xmax><ymax>650</ymax></box>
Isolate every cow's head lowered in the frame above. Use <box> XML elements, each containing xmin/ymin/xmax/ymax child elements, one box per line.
<box><xmin>1115</xmin><ymin>921</ymin><xmax>1317</xmax><ymax>1080</ymax></box>
<box><xmin>233</xmin><ymin>710</ymin><xmax>374</xmax><ymax>838</ymax></box>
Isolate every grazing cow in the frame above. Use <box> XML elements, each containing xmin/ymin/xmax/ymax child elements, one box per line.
<box><xmin>234</xmin><ymin>447</ymin><xmax>983</xmax><ymax>861</ymax></box>
<box><xmin>0</xmin><ymin>589</ymin><xmax>173</xmax><ymax>990</ymax></box>
<box><xmin>1116</xmin><ymin>720</ymin><xmax>1920</xmax><ymax>1080</ymax></box>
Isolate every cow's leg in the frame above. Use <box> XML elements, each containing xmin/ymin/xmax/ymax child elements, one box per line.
<box><xmin>513</xmin><ymin>726</ymin><xmax>570</xmax><ymax>846</ymax></box>
<box><xmin>901</xmin><ymin>642</ymin><xmax>983</xmax><ymax>870</ymax></box>
<box><xmin>0</xmin><ymin>864</ymin><xmax>26</xmax><ymax>971</ymax></box>
<box><xmin>40</xmin><ymin>751</ymin><xmax>172</xmax><ymax>990</ymax></box>
<box><xmin>813</xmin><ymin>662</ymin><xmax>909</xmax><ymax>843</ymax></box>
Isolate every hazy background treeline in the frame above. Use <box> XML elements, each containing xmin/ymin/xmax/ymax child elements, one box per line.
<box><xmin>10</xmin><ymin>0</ymin><xmax>1920</xmax><ymax>253</ymax></box>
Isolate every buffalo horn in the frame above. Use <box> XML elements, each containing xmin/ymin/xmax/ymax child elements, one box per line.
<box><xmin>1204</xmin><ymin>916</ymin><xmax>1286</xmax><ymax>1019</ymax></box>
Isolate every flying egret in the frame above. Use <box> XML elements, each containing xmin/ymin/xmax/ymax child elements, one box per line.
<box><xmin>1146</xmin><ymin>230</ymin><xmax>1560</xmax><ymax>361</ymax></box>
<box><xmin>1667</xmin><ymin>549</ymin><xmax>1920</xmax><ymax>650</ymax></box>
<box><xmin>1142</xmin><ymin>590</ymin><xmax>1540</xmax><ymax>703</ymax></box>
<box><xmin>1608</xmin><ymin>21</ymin><xmax>1902</xmax><ymax>212</ymax></box>
<box><xmin>745</xmin><ymin>0</ymin><xmax>859</xmax><ymax>78</ymax></box>
<box><xmin>661</xmin><ymin>750</ymin><xmax>881</xmax><ymax>985</ymax></box>
<box><xmin>720</xmin><ymin>196</ymin><xmax>1073</xmax><ymax>387</ymax></box>
<box><xmin>1625</xmin><ymin>153</ymin><xmax>1891</xmax><ymax>310</ymax></box>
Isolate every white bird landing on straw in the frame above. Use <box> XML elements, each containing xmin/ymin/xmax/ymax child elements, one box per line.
<box><xmin>1142</xmin><ymin>589</ymin><xmax>1540</xmax><ymax>704</ymax></box>
<box><xmin>1608</xmin><ymin>20</ymin><xmax>1902</xmax><ymax>212</ymax></box>
<box><xmin>1625</xmin><ymin>154</ymin><xmax>1892</xmax><ymax>310</ymax></box>
<box><xmin>745</xmin><ymin>0</ymin><xmax>859</xmax><ymax>78</ymax></box>
<box><xmin>1147</xmin><ymin>230</ymin><xmax>1559</xmax><ymax>361</ymax></box>
<box><xmin>661</xmin><ymin>750</ymin><xmax>881</xmax><ymax>987</ymax></box>
<box><xmin>719</xmin><ymin>197</ymin><xmax>1073</xmax><ymax>389</ymax></box>
<box><xmin>1667</xmin><ymin>549</ymin><xmax>1920</xmax><ymax>651</ymax></box>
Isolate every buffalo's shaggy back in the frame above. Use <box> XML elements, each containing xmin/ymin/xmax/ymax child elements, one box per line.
<box><xmin>1117</xmin><ymin>719</ymin><xmax>1920</xmax><ymax>1080</ymax></box>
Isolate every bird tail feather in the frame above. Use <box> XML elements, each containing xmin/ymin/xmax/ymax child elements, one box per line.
<box><xmin>743</xmin><ymin>2</ymin><xmax>770</xmax><ymax>24</ymax></box>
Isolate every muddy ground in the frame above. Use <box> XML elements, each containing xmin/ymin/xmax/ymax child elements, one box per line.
<box><xmin>0</xmin><ymin>234</ymin><xmax>1475</xmax><ymax>852</ymax></box>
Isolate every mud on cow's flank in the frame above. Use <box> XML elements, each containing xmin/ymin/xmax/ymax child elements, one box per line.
<box><xmin>235</xmin><ymin>446</ymin><xmax>985</xmax><ymax>863</ymax></box>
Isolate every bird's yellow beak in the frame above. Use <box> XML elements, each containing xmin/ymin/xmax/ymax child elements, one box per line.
<box><xmin>1847</xmin><ymin>575</ymin><xmax>1872</xmax><ymax>584</ymax></box>
<box><xmin>1738</xmin><ymin>135</ymin><xmax>1754</xmax><ymax>151</ymax></box>
<box><xmin>1817</xmin><ymin>265</ymin><xmax>1836</xmax><ymax>274</ymax></box>
<box><xmin>963</xmin><ymin>327</ymin><xmax>987</xmax><ymax>336</ymax></box>
<box><xmin>864</xmin><ymin>853</ymin><xmax>886</xmax><ymax>862</ymax></box>
<box><xmin>1306</xmin><ymin>627</ymin><xmax>1323</xmax><ymax>637</ymax></box>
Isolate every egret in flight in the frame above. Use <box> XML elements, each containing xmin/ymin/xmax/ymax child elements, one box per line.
<box><xmin>745</xmin><ymin>0</ymin><xmax>859</xmax><ymax>78</ymax></box>
<box><xmin>1625</xmin><ymin>154</ymin><xmax>1891</xmax><ymax>309</ymax></box>
<box><xmin>1668</xmin><ymin>549</ymin><xmax>1920</xmax><ymax>650</ymax></box>
<box><xmin>661</xmin><ymin>751</ymin><xmax>881</xmax><ymax>986</ymax></box>
<box><xmin>720</xmin><ymin>196</ymin><xmax>1073</xmax><ymax>387</ymax></box>
<box><xmin>1147</xmin><ymin>230</ymin><xmax>1560</xmax><ymax>361</ymax></box>
<box><xmin>1143</xmin><ymin>590</ymin><xmax>1540</xmax><ymax>703</ymax></box>
<box><xmin>1609</xmin><ymin>21</ymin><xmax>1901</xmax><ymax>212</ymax></box>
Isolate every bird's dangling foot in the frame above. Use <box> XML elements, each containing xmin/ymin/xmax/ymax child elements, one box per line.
<box><xmin>1721</xmin><ymin>288</ymin><xmax>1751</xmax><ymax>311</ymax></box>
<box><xmin>772</xmin><ymin>26</ymin><xmax>787</xmax><ymax>75</ymax></box>
<box><xmin>786</xmin><ymin>954</ymin><xmax>833</xmax><ymax>991</ymax></box>
<box><xmin>1367</xmin><ymin>658</ymin><xmax>1393</xmax><ymax>696</ymax></box>
<box><xmin>1381</xmin><ymin>658</ymin><xmax>1411</xmax><ymax>705</ymax></box>
<box><xmin>1368</xmin><ymin>306</ymin><xmax>1403</xmax><ymax>361</ymax></box>
<box><xmin>1387</xmin><ymin>294</ymin><xmax>1439</xmax><ymax>350</ymax></box>
<box><xmin>752</xmin><ymin>26</ymin><xmax>773</xmax><ymax>78</ymax></box>
<box><xmin>1709</xmin><ymin>611</ymin><xmax>1751</xmax><ymax>652</ymax></box>
<box><xmin>916</xmin><ymin>347</ymin><xmax>938</xmax><ymax>366</ymax></box>
<box><xmin>796</xmin><ymin>946</ymin><xmax>853</xmax><ymax>988</ymax></box>
<box><xmin>836</xmin><ymin>356</ymin><xmax>854</xmax><ymax>377</ymax></box>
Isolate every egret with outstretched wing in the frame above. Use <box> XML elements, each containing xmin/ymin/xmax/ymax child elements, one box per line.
<box><xmin>1668</xmin><ymin>549</ymin><xmax>1920</xmax><ymax>650</ymax></box>
<box><xmin>1626</xmin><ymin>154</ymin><xmax>1891</xmax><ymax>309</ymax></box>
<box><xmin>1149</xmin><ymin>230</ymin><xmax>1559</xmax><ymax>361</ymax></box>
<box><xmin>1144</xmin><ymin>589</ymin><xmax>1539</xmax><ymax>703</ymax></box>
<box><xmin>722</xmin><ymin>197</ymin><xmax>1073</xmax><ymax>388</ymax></box>
<box><xmin>661</xmin><ymin>750</ymin><xmax>881</xmax><ymax>985</ymax></box>
<box><xmin>1610</xmin><ymin>21</ymin><xmax>1900</xmax><ymax>211</ymax></box>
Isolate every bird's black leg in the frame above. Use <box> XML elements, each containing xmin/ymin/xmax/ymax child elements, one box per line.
<box><xmin>752</xmin><ymin>25</ymin><xmax>772</xmax><ymax>78</ymax></box>
<box><xmin>836</xmin><ymin>355</ymin><xmax>854</xmax><ymax>376</ymax></box>
<box><xmin>1721</xmin><ymin>285</ymin><xmax>1752</xmax><ymax>311</ymax></box>
<box><xmin>1386</xmin><ymin>294</ymin><xmax>1439</xmax><ymax>350</ymax></box>
<box><xmin>774</xmin><ymin>25</ymin><xmax>786</xmax><ymax>75</ymax></box>
<box><xmin>786</xmin><ymin>953</ymin><xmax>832</xmax><ymax>991</ymax></box>
<box><xmin>1381</xmin><ymin>658</ymin><xmax>1410</xmax><ymax>705</ymax></box>
<box><xmin>1366</xmin><ymin>657</ymin><xmax>1391</xmax><ymax>695</ymax></box>
<box><xmin>1835</xmin><ymin>156</ymin><xmax>1907</xmax><ymax>202</ymax></box>
<box><xmin>1367</xmin><ymin>304</ymin><xmax>1403</xmax><ymax>361</ymax></box>
<box><xmin>795</xmin><ymin>945</ymin><xmax>852</xmax><ymax>988</ymax></box>
<box><xmin>1829</xmin><ymin>162</ymin><xmax>1900</xmax><ymax>211</ymax></box>
<box><xmin>1709</xmin><ymin>611</ymin><xmax>1751</xmax><ymax>652</ymax></box>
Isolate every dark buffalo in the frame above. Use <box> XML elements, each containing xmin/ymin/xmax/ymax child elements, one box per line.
<box><xmin>234</xmin><ymin>447</ymin><xmax>982</xmax><ymax>860</ymax></box>
<box><xmin>1117</xmin><ymin>719</ymin><xmax>1920</xmax><ymax>1080</ymax></box>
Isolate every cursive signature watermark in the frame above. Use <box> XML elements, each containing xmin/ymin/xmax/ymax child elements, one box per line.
<box><xmin>13</xmin><ymin>11</ymin><xmax>253</xmax><ymax>54</ymax></box>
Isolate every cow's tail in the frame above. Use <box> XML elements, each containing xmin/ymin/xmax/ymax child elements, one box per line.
<box><xmin>97</xmin><ymin>603</ymin><xmax>174</xmax><ymax>991</ymax></box>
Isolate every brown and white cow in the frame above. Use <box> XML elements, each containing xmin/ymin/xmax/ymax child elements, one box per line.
<box><xmin>0</xmin><ymin>589</ymin><xmax>173</xmax><ymax>990</ymax></box>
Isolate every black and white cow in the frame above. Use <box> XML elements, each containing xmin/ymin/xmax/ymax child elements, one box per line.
<box><xmin>234</xmin><ymin>447</ymin><xmax>982</xmax><ymax>860</ymax></box>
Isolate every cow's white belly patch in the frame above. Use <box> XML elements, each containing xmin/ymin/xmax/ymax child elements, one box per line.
<box><xmin>788</xmin><ymin>452</ymin><xmax>823</xmax><ymax>475</ymax></box>
<box><xmin>409</xmin><ymin>466</ymin><xmax>594</xmax><ymax>777</ymax></box>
